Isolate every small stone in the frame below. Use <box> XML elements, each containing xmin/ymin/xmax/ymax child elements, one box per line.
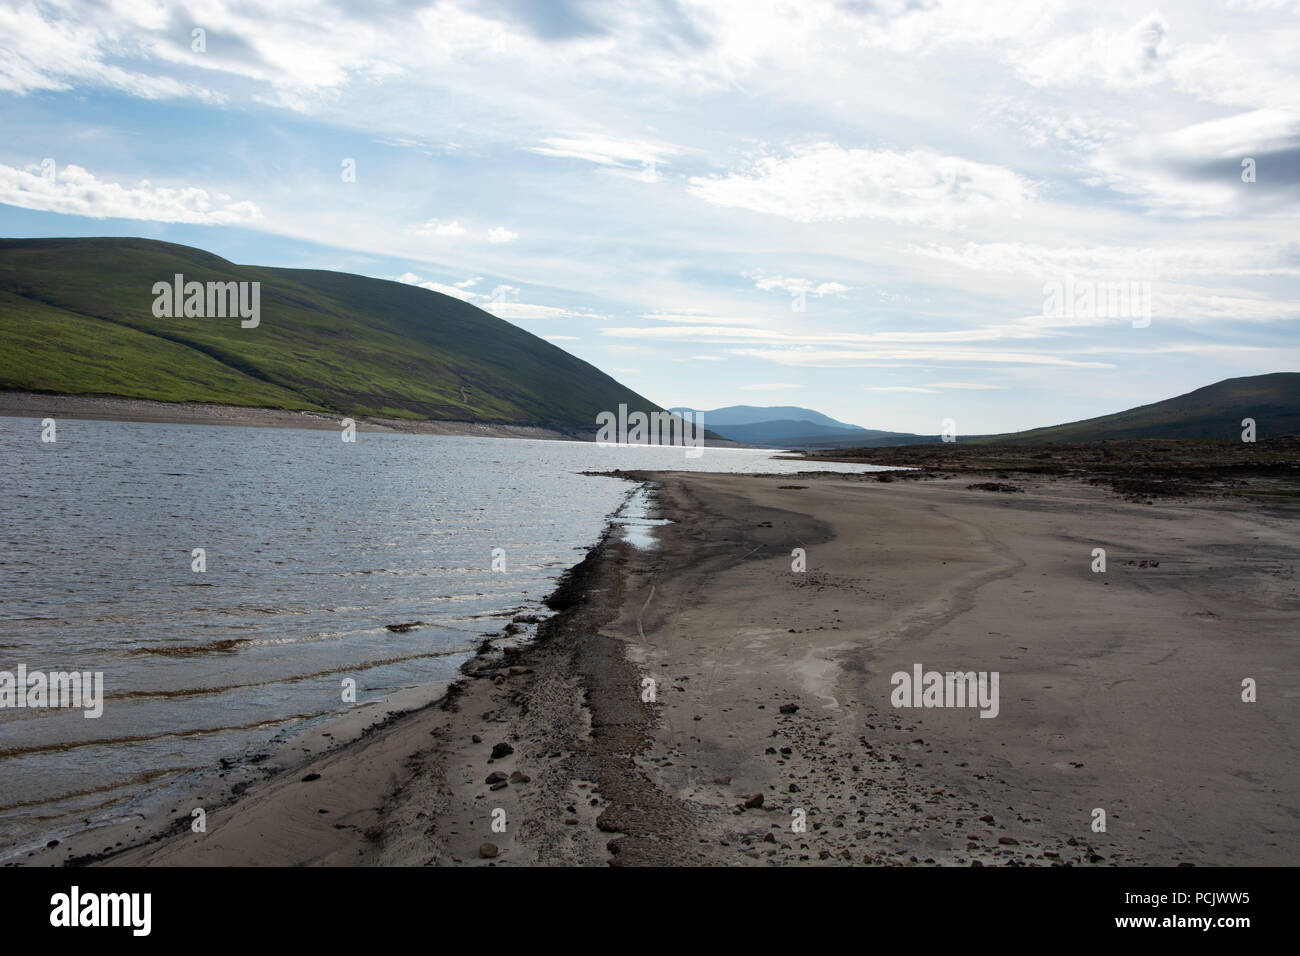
<box><xmin>490</xmin><ymin>781</ymin><xmax>508</xmax><ymax>791</ymax></box>
<box><xmin>472</xmin><ymin>734</ymin><xmax>482</xmax><ymax>744</ymax></box>
<box><xmin>980</xmin><ymin>814</ymin><xmax>995</xmax><ymax>823</ymax></box>
<box><xmin>779</xmin><ymin>704</ymin><xmax>799</xmax><ymax>714</ymax></box>
<box><xmin>509</xmin><ymin>771</ymin><xmax>530</xmax><ymax>783</ymax></box>
<box><xmin>744</xmin><ymin>793</ymin><xmax>764</xmax><ymax>809</ymax></box>
<box><xmin>491</xmin><ymin>742</ymin><xmax>514</xmax><ymax>759</ymax></box>
<box><xmin>713</xmin><ymin>775</ymin><xmax>732</xmax><ymax>785</ymax></box>
<box><xmin>998</xmin><ymin>836</ymin><xmax>1020</xmax><ymax>846</ymax></box>
<box><xmin>479</xmin><ymin>842</ymin><xmax>499</xmax><ymax>858</ymax></box>
<box><xmin>301</xmin><ymin>773</ymin><xmax>321</xmax><ymax>782</ymax></box>
<box><xmin>763</xmin><ymin>832</ymin><xmax>776</xmax><ymax>843</ymax></box>
<box><xmin>486</xmin><ymin>771</ymin><xmax>509</xmax><ymax>784</ymax></box>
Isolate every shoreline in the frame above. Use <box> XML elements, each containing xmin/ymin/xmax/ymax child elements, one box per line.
<box><xmin>16</xmin><ymin>465</ymin><xmax>1299</xmax><ymax>866</ymax></box>
<box><xmin>0</xmin><ymin>391</ymin><xmax>751</xmax><ymax>448</ymax></box>
<box><xmin>0</xmin><ymin>391</ymin><xmax>586</xmax><ymax>442</ymax></box>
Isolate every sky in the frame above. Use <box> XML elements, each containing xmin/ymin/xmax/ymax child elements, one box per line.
<box><xmin>1</xmin><ymin>0</ymin><xmax>1298</xmax><ymax>434</ymax></box>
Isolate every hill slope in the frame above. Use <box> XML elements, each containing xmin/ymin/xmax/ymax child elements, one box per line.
<box><xmin>972</xmin><ymin>373</ymin><xmax>1300</xmax><ymax>444</ymax></box>
<box><xmin>0</xmin><ymin>237</ymin><xmax>664</xmax><ymax>430</ymax></box>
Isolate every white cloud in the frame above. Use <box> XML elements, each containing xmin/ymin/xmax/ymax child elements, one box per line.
<box><xmin>733</xmin><ymin>347</ymin><xmax>1113</xmax><ymax>368</ymax></box>
<box><xmin>0</xmin><ymin>2</ymin><xmax>221</xmax><ymax>101</ymax></box>
<box><xmin>642</xmin><ymin>311</ymin><xmax>753</xmax><ymax>325</ymax></box>
<box><xmin>1017</xmin><ymin>14</ymin><xmax>1173</xmax><ymax>91</ymax></box>
<box><xmin>750</xmin><ymin>274</ymin><xmax>850</xmax><ymax>297</ymax></box>
<box><xmin>598</xmin><ymin>324</ymin><xmax>1051</xmax><ymax>344</ymax></box>
<box><xmin>739</xmin><ymin>383</ymin><xmax>806</xmax><ymax>391</ymax></box>
<box><xmin>409</xmin><ymin>220</ymin><xmax>520</xmax><ymax>243</ymax></box>
<box><xmin>395</xmin><ymin>272</ymin><xmax>478</xmax><ymax>301</ymax></box>
<box><xmin>412</xmin><ymin>219</ymin><xmax>467</xmax><ymax>238</ymax></box>
<box><xmin>0</xmin><ymin>162</ymin><xmax>260</xmax><ymax>224</ymax></box>
<box><xmin>526</xmin><ymin>135</ymin><xmax>679</xmax><ymax>168</ymax></box>
<box><xmin>923</xmin><ymin>382</ymin><xmax>1008</xmax><ymax>390</ymax></box>
<box><xmin>689</xmin><ymin>144</ymin><xmax>1034</xmax><ymax>224</ymax></box>
<box><xmin>866</xmin><ymin>386</ymin><xmax>939</xmax><ymax>393</ymax></box>
<box><xmin>484</xmin><ymin>301</ymin><xmax>605</xmax><ymax>320</ymax></box>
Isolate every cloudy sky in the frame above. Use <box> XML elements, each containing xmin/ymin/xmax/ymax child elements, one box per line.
<box><xmin>2</xmin><ymin>0</ymin><xmax>1298</xmax><ymax>433</ymax></box>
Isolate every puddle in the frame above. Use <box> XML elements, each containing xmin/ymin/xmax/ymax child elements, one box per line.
<box><xmin>610</xmin><ymin>486</ymin><xmax>672</xmax><ymax>549</ymax></box>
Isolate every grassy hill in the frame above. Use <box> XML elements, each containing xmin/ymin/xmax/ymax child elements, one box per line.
<box><xmin>0</xmin><ymin>237</ymin><xmax>664</xmax><ymax>431</ymax></box>
<box><xmin>970</xmin><ymin>373</ymin><xmax>1300</xmax><ymax>444</ymax></box>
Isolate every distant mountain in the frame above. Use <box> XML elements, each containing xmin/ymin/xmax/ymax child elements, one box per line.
<box><xmin>669</xmin><ymin>405</ymin><xmax>862</xmax><ymax>429</ymax></box>
<box><xmin>0</xmin><ymin>237</ymin><xmax>666</xmax><ymax>433</ymax></box>
<box><xmin>666</xmin><ymin>404</ymin><xmax>918</xmax><ymax>446</ymax></box>
<box><xmin>703</xmin><ymin>420</ymin><xmax>921</xmax><ymax>447</ymax></box>
<box><xmin>972</xmin><ymin>373</ymin><xmax>1300</xmax><ymax>444</ymax></box>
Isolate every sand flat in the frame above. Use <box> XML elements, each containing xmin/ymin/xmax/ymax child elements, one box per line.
<box><xmin>81</xmin><ymin>470</ymin><xmax>1299</xmax><ymax>866</ymax></box>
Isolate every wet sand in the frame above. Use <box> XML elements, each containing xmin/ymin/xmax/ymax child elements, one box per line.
<box><xmin>26</xmin><ymin>469</ymin><xmax>1299</xmax><ymax>866</ymax></box>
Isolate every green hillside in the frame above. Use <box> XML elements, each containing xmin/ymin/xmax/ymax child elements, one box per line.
<box><xmin>971</xmin><ymin>373</ymin><xmax>1300</xmax><ymax>444</ymax></box>
<box><xmin>0</xmin><ymin>237</ymin><xmax>663</xmax><ymax>429</ymax></box>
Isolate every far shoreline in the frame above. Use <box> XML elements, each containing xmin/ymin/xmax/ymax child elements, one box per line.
<box><xmin>0</xmin><ymin>390</ymin><xmax>585</xmax><ymax>441</ymax></box>
<box><xmin>0</xmin><ymin>390</ymin><xmax>755</xmax><ymax>449</ymax></box>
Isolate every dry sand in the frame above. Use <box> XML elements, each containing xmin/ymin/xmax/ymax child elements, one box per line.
<box><xmin>35</xmin><ymin>469</ymin><xmax>1298</xmax><ymax>867</ymax></box>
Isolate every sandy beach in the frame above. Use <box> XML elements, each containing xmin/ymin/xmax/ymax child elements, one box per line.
<box><xmin>25</xmin><ymin>466</ymin><xmax>1298</xmax><ymax>867</ymax></box>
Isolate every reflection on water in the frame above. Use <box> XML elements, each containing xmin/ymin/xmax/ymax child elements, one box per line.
<box><xmin>609</xmin><ymin>485</ymin><xmax>673</xmax><ymax>549</ymax></box>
